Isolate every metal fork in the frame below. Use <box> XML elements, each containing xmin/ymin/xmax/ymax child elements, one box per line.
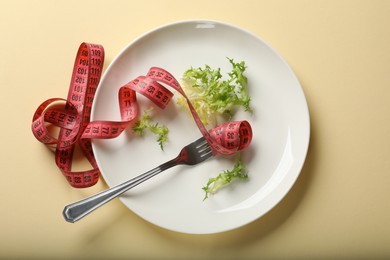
<box><xmin>63</xmin><ymin>136</ymin><xmax>213</xmax><ymax>223</ymax></box>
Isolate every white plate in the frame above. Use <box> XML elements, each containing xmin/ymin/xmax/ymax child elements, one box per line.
<box><xmin>91</xmin><ymin>20</ymin><xmax>310</xmax><ymax>234</ymax></box>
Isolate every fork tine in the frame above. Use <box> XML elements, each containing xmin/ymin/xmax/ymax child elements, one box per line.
<box><xmin>198</xmin><ymin>146</ymin><xmax>211</xmax><ymax>154</ymax></box>
<box><xmin>197</xmin><ymin>142</ymin><xmax>213</xmax><ymax>160</ymax></box>
<box><xmin>196</xmin><ymin>141</ymin><xmax>210</xmax><ymax>151</ymax></box>
<box><xmin>181</xmin><ymin>136</ymin><xmax>214</xmax><ymax>165</ymax></box>
<box><xmin>193</xmin><ymin>137</ymin><xmax>212</xmax><ymax>153</ymax></box>
<box><xmin>200</xmin><ymin>148</ymin><xmax>213</xmax><ymax>158</ymax></box>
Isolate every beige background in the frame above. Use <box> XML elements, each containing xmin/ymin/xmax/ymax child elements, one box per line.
<box><xmin>1</xmin><ymin>0</ymin><xmax>390</xmax><ymax>259</ymax></box>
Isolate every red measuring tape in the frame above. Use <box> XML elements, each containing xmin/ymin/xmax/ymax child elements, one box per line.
<box><xmin>32</xmin><ymin>43</ymin><xmax>253</xmax><ymax>188</ymax></box>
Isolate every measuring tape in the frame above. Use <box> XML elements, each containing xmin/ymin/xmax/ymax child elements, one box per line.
<box><xmin>32</xmin><ymin>43</ymin><xmax>253</xmax><ymax>188</ymax></box>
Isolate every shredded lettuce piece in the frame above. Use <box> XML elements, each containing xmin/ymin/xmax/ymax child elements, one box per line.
<box><xmin>133</xmin><ymin>108</ymin><xmax>169</xmax><ymax>150</ymax></box>
<box><xmin>202</xmin><ymin>157</ymin><xmax>248</xmax><ymax>201</ymax></box>
<box><xmin>177</xmin><ymin>58</ymin><xmax>252</xmax><ymax>126</ymax></box>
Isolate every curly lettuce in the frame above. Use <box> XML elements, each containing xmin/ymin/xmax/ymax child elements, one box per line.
<box><xmin>177</xmin><ymin>58</ymin><xmax>252</xmax><ymax>127</ymax></box>
<box><xmin>133</xmin><ymin>108</ymin><xmax>169</xmax><ymax>150</ymax></box>
<box><xmin>202</xmin><ymin>157</ymin><xmax>248</xmax><ymax>200</ymax></box>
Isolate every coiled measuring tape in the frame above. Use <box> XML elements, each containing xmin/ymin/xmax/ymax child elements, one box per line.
<box><xmin>32</xmin><ymin>43</ymin><xmax>253</xmax><ymax>188</ymax></box>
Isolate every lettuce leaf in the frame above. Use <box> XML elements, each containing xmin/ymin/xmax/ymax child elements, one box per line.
<box><xmin>133</xmin><ymin>108</ymin><xmax>169</xmax><ymax>150</ymax></box>
<box><xmin>202</xmin><ymin>157</ymin><xmax>248</xmax><ymax>200</ymax></box>
<box><xmin>177</xmin><ymin>58</ymin><xmax>252</xmax><ymax>127</ymax></box>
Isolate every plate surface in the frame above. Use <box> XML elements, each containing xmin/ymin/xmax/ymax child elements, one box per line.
<box><xmin>91</xmin><ymin>20</ymin><xmax>310</xmax><ymax>234</ymax></box>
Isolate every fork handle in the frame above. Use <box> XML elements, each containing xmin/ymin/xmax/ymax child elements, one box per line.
<box><xmin>63</xmin><ymin>159</ymin><xmax>178</xmax><ymax>223</ymax></box>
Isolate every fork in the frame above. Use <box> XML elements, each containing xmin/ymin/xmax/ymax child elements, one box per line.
<box><xmin>63</xmin><ymin>136</ymin><xmax>214</xmax><ymax>223</ymax></box>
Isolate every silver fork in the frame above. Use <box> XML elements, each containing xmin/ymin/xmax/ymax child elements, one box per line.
<box><xmin>63</xmin><ymin>136</ymin><xmax>213</xmax><ymax>223</ymax></box>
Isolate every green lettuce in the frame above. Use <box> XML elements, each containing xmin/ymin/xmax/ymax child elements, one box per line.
<box><xmin>202</xmin><ymin>158</ymin><xmax>248</xmax><ymax>200</ymax></box>
<box><xmin>177</xmin><ymin>58</ymin><xmax>252</xmax><ymax>127</ymax></box>
<box><xmin>133</xmin><ymin>108</ymin><xmax>169</xmax><ymax>150</ymax></box>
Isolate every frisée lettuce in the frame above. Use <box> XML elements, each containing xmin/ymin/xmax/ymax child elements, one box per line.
<box><xmin>202</xmin><ymin>157</ymin><xmax>248</xmax><ymax>201</ymax></box>
<box><xmin>133</xmin><ymin>108</ymin><xmax>169</xmax><ymax>150</ymax></box>
<box><xmin>177</xmin><ymin>58</ymin><xmax>252</xmax><ymax>127</ymax></box>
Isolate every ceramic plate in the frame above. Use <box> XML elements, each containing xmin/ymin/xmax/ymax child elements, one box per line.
<box><xmin>91</xmin><ymin>20</ymin><xmax>310</xmax><ymax>234</ymax></box>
